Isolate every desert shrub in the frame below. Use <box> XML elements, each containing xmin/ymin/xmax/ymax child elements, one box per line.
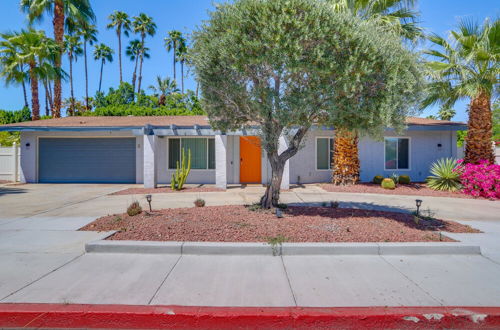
<box><xmin>399</xmin><ymin>175</ymin><xmax>411</xmax><ymax>184</ymax></box>
<box><xmin>194</xmin><ymin>198</ymin><xmax>206</xmax><ymax>207</ymax></box>
<box><xmin>459</xmin><ymin>160</ymin><xmax>500</xmax><ymax>199</ymax></box>
<box><xmin>372</xmin><ymin>175</ymin><xmax>384</xmax><ymax>184</ymax></box>
<box><xmin>381</xmin><ymin>178</ymin><xmax>396</xmax><ymax>189</ymax></box>
<box><xmin>426</xmin><ymin>158</ymin><xmax>461</xmax><ymax>191</ymax></box>
<box><xmin>127</xmin><ymin>201</ymin><xmax>142</xmax><ymax>216</ymax></box>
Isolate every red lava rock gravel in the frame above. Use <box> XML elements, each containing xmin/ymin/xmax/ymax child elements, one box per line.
<box><xmin>320</xmin><ymin>183</ymin><xmax>491</xmax><ymax>200</ymax></box>
<box><xmin>111</xmin><ymin>186</ymin><xmax>224</xmax><ymax>195</ymax></box>
<box><xmin>80</xmin><ymin>205</ymin><xmax>479</xmax><ymax>243</ymax></box>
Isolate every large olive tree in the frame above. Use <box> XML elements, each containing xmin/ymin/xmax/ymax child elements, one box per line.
<box><xmin>190</xmin><ymin>0</ymin><xmax>424</xmax><ymax>208</ymax></box>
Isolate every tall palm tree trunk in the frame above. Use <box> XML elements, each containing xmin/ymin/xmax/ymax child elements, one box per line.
<box><xmin>47</xmin><ymin>80</ymin><xmax>53</xmax><ymax>114</ymax></box>
<box><xmin>117</xmin><ymin>30</ymin><xmax>123</xmax><ymax>83</ymax></box>
<box><xmin>172</xmin><ymin>41</ymin><xmax>176</xmax><ymax>82</ymax></box>
<box><xmin>52</xmin><ymin>0</ymin><xmax>64</xmax><ymax>118</ymax></box>
<box><xmin>43</xmin><ymin>79</ymin><xmax>50</xmax><ymax>116</ymax></box>
<box><xmin>181</xmin><ymin>61</ymin><xmax>184</xmax><ymax>93</ymax></box>
<box><xmin>196</xmin><ymin>81</ymin><xmax>199</xmax><ymax>98</ymax></box>
<box><xmin>98</xmin><ymin>59</ymin><xmax>104</xmax><ymax>93</ymax></box>
<box><xmin>132</xmin><ymin>56</ymin><xmax>138</xmax><ymax>94</ymax></box>
<box><xmin>29</xmin><ymin>62</ymin><xmax>39</xmax><ymax>120</ymax></box>
<box><xmin>83</xmin><ymin>41</ymin><xmax>89</xmax><ymax>110</ymax></box>
<box><xmin>69</xmin><ymin>54</ymin><xmax>75</xmax><ymax>113</ymax></box>
<box><xmin>137</xmin><ymin>53</ymin><xmax>144</xmax><ymax>93</ymax></box>
<box><xmin>21</xmin><ymin>78</ymin><xmax>28</xmax><ymax>108</ymax></box>
<box><xmin>332</xmin><ymin>128</ymin><xmax>359</xmax><ymax>185</ymax></box>
<box><xmin>465</xmin><ymin>91</ymin><xmax>495</xmax><ymax>164</ymax></box>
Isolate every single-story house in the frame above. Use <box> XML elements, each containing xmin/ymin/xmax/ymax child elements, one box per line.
<box><xmin>0</xmin><ymin>116</ymin><xmax>466</xmax><ymax>188</ymax></box>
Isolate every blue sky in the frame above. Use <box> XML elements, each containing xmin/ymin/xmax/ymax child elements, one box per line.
<box><xmin>0</xmin><ymin>0</ymin><xmax>498</xmax><ymax>121</ymax></box>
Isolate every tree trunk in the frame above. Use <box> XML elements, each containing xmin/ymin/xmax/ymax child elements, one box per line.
<box><xmin>132</xmin><ymin>55</ymin><xmax>138</xmax><ymax>94</ymax></box>
<box><xmin>332</xmin><ymin>128</ymin><xmax>359</xmax><ymax>185</ymax></box>
<box><xmin>69</xmin><ymin>53</ymin><xmax>74</xmax><ymax>113</ymax></box>
<box><xmin>43</xmin><ymin>79</ymin><xmax>50</xmax><ymax>116</ymax></box>
<box><xmin>84</xmin><ymin>41</ymin><xmax>89</xmax><ymax>110</ymax></box>
<box><xmin>173</xmin><ymin>41</ymin><xmax>176</xmax><ymax>83</ymax></box>
<box><xmin>260</xmin><ymin>153</ymin><xmax>285</xmax><ymax>209</ymax></box>
<box><xmin>98</xmin><ymin>59</ymin><xmax>104</xmax><ymax>93</ymax></box>
<box><xmin>117</xmin><ymin>29</ymin><xmax>122</xmax><ymax>83</ymax></box>
<box><xmin>196</xmin><ymin>81</ymin><xmax>199</xmax><ymax>98</ymax></box>
<box><xmin>21</xmin><ymin>78</ymin><xmax>28</xmax><ymax>108</ymax></box>
<box><xmin>465</xmin><ymin>91</ymin><xmax>495</xmax><ymax>164</ymax></box>
<box><xmin>29</xmin><ymin>62</ymin><xmax>39</xmax><ymax>121</ymax></box>
<box><xmin>47</xmin><ymin>80</ymin><xmax>53</xmax><ymax>114</ymax></box>
<box><xmin>137</xmin><ymin>51</ymin><xmax>144</xmax><ymax>94</ymax></box>
<box><xmin>181</xmin><ymin>60</ymin><xmax>184</xmax><ymax>93</ymax></box>
<box><xmin>52</xmin><ymin>0</ymin><xmax>64</xmax><ymax>118</ymax></box>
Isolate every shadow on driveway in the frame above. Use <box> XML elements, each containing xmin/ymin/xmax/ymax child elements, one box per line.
<box><xmin>0</xmin><ymin>186</ymin><xmax>28</xmax><ymax>196</ymax></box>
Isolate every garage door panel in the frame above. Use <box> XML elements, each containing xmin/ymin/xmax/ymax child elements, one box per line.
<box><xmin>39</xmin><ymin>138</ymin><xmax>136</xmax><ymax>183</ymax></box>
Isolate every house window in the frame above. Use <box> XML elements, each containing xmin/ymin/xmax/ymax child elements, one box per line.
<box><xmin>384</xmin><ymin>137</ymin><xmax>409</xmax><ymax>170</ymax></box>
<box><xmin>316</xmin><ymin>137</ymin><xmax>334</xmax><ymax>170</ymax></box>
<box><xmin>168</xmin><ymin>138</ymin><xmax>215</xmax><ymax>170</ymax></box>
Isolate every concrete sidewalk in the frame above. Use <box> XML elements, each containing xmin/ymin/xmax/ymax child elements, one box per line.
<box><xmin>2</xmin><ymin>251</ymin><xmax>500</xmax><ymax>307</ymax></box>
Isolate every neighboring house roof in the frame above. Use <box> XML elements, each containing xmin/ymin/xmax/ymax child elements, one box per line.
<box><xmin>0</xmin><ymin>115</ymin><xmax>467</xmax><ymax>132</ymax></box>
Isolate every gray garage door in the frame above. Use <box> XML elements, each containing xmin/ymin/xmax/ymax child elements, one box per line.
<box><xmin>39</xmin><ymin>138</ymin><xmax>136</xmax><ymax>183</ymax></box>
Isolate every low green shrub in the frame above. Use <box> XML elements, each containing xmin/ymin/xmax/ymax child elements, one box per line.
<box><xmin>381</xmin><ymin>178</ymin><xmax>396</xmax><ymax>189</ymax></box>
<box><xmin>127</xmin><ymin>201</ymin><xmax>142</xmax><ymax>216</ymax></box>
<box><xmin>372</xmin><ymin>175</ymin><xmax>384</xmax><ymax>184</ymax></box>
<box><xmin>426</xmin><ymin>158</ymin><xmax>461</xmax><ymax>191</ymax></box>
<box><xmin>399</xmin><ymin>175</ymin><xmax>411</xmax><ymax>184</ymax></box>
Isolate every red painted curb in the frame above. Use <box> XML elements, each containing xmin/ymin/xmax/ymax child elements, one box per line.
<box><xmin>0</xmin><ymin>304</ymin><xmax>500</xmax><ymax>329</ymax></box>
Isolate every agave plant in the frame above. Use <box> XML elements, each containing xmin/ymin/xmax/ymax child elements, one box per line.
<box><xmin>426</xmin><ymin>158</ymin><xmax>462</xmax><ymax>191</ymax></box>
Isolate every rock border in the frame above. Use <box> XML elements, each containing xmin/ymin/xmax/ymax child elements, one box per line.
<box><xmin>85</xmin><ymin>239</ymin><xmax>481</xmax><ymax>256</ymax></box>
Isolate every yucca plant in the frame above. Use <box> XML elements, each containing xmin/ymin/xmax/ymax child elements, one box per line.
<box><xmin>426</xmin><ymin>158</ymin><xmax>462</xmax><ymax>191</ymax></box>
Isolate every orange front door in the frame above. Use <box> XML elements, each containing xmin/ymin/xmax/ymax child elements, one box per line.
<box><xmin>240</xmin><ymin>136</ymin><xmax>262</xmax><ymax>183</ymax></box>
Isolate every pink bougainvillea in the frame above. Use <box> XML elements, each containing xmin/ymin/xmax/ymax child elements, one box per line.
<box><xmin>457</xmin><ymin>160</ymin><xmax>500</xmax><ymax>199</ymax></box>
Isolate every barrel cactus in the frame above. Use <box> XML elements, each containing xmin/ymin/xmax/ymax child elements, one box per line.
<box><xmin>381</xmin><ymin>178</ymin><xmax>396</xmax><ymax>189</ymax></box>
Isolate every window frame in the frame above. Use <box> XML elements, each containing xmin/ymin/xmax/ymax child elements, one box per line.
<box><xmin>315</xmin><ymin>136</ymin><xmax>334</xmax><ymax>171</ymax></box>
<box><xmin>167</xmin><ymin>137</ymin><xmax>216</xmax><ymax>171</ymax></box>
<box><xmin>383</xmin><ymin>137</ymin><xmax>411</xmax><ymax>171</ymax></box>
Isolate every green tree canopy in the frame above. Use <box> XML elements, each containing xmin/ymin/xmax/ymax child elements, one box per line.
<box><xmin>190</xmin><ymin>0</ymin><xmax>424</xmax><ymax>207</ymax></box>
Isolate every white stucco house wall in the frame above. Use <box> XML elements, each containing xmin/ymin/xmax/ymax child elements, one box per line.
<box><xmin>0</xmin><ymin>116</ymin><xmax>466</xmax><ymax>188</ymax></box>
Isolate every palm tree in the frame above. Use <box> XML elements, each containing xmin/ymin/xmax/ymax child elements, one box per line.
<box><xmin>2</xmin><ymin>29</ymin><xmax>59</xmax><ymax>120</ymax></box>
<box><xmin>132</xmin><ymin>13</ymin><xmax>156</xmax><ymax>94</ymax></box>
<box><xmin>107</xmin><ymin>11</ymin><xmax>131</xmax><ymax>83</ymax></box>
<box><xmin>68</xmin><ymin>18</ymin><xmax>97</xmax><ymax>110</ymax></box>
<box><xmin>329</xmin><ymin>0</ymin><xmax>423</xmax><ymax>185</ymax></box>
<box><xmin>148</xmin><ymin>76</ymin><xmax>179</xmax><ymax>105</ymax></box>
<box><xmin>126</xmin><ymin>39</ymin><xmax>149</xmax><ymax>93</ymax></box>
<box><xmin>423</xmin><ymin>18</ymin><xmax>499</xmax><ymax>164</ymax></box>
<box><xmin>164</xmin><ymin>30</ymin><xmax>182</xmax><ymax>83</ymax></box>
<box><xmin>63</xmin><ymin>34</ymin><xmax>82</xmax><ymax>112</ymax></box>
<box><xmin>20</xmin><ymin>0</ymin><xmax>95</xmax><ymax>118</ymax></box>
<box><xmin>93</xmin><ymin>43</ymin><xmax>113</xmax><ymax>93</ymax></box>
<box><xmin>176</xmin><ymin>40</ymin><xmax>187</xmax><ymax>93</ymax></box>
<box><xmin>0</xmin><ymin>33</ymin><xmax>29</xmax><ymax>108</ymax></box>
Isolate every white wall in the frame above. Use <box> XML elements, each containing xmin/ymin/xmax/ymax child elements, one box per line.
<box><xmin>0</xmin><ymin>144</ymin><xmax>20</xmax><ymax>182</ymax></box>
<box><xmin>20</xmin><ymin>131</ymin><xmax>143</xmax><ymax>183</ymax></box>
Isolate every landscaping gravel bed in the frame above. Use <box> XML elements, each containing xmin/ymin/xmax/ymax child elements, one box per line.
<box><xmin>319</xmin><ymin>183</ymin><xmax>487</xmax><ymax>199</ymax></box>
<box><xmin>80</xmin><ymin>205</ymin><xmax>479</xmax><ymax>243</ymax></box>
<box><xmin>111</xmin><ymin>186</ymin><xmax>224</xmax><ymax>195</ymax></box>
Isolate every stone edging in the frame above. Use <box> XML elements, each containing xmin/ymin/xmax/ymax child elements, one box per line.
<box><xmin>85</xmin><ymin>239</ymin><xmax>481</xmax><ymax>256</ymax></box>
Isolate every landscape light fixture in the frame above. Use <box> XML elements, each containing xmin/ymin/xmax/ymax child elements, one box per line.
<box><xmin>146</xmin><ymin>194</ymin><xmax>152</xmax><ymax>212</ymax></box>
<box><xmin>276</xmin><ymin>208</ymin><xmax>283</xmax><ymax>218</ymax></box>
<box><xmin>415</xmin><ymin>199</ymin><xmax>422</xmax><ymax>216</ymax></box>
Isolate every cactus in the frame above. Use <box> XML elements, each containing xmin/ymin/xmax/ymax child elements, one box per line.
<box><xmin>171</xmin><ymin>148</ymin><xmax>191</xmax><ymax>190</ymax></box>
<box><xmin>381</xmin><ymin>178</ymin><xmax>396</xmax><ymax>189</ymax></box>
<box><xmin>399</xmin><ymin>175</ymin><xmax>411</xmax><ymax>184</ymax></box>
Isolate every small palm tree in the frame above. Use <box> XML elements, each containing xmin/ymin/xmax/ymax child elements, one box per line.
<box><xmin>2</xmin><ymin>29</ymin><xmax>60</xmax><ymax>120</ymax></box>
<box><xmin>126</xmin><ymin>39</ymin><xmax>149</xmax><ymax>94</ymax></box>
<box><xmin>148</xmin><ymin>76</ymin><xmax>179</xmax><ymax>105</ymax></box>
<box><xmin>93</xmin><ymin>43</ymin><xmax>113</xmax><ymax>93</ymax></box>
<box><xmin>21</xmin><ymin>0</ymin><xmax>95</xmax><ymax>117</ymax></box>
<box><xmin>423</xmin><ymin>18</ymin><xmax>499</xmax><ymax>164</ymax></box>
<box><xmin>0</xmin><ymin>33</ymin><xmax>29</xmax><ymax>108</ymax></box>
<box><xmin>68</xmin><ymin>19</ymin><xmax>98</xmax><ymax>110</ymax></box>
<box><xmin>132</xmin><ymin>13</ymin><xmax>156</xmax><ymax>93</ymax></box>
<box><xmin>64</xmin><ymin>34</ymin><xmax>82</xmax><ymax>112</ymax></box>
<box><xmin>164</xmin><ymin>30</ymin><xmax>183</xmax><ymax>83</ymax></box>
<box><xmin>107</xmin><ymin>11</ymin><xmax>131</xmax><ymax>83</ymax></box>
